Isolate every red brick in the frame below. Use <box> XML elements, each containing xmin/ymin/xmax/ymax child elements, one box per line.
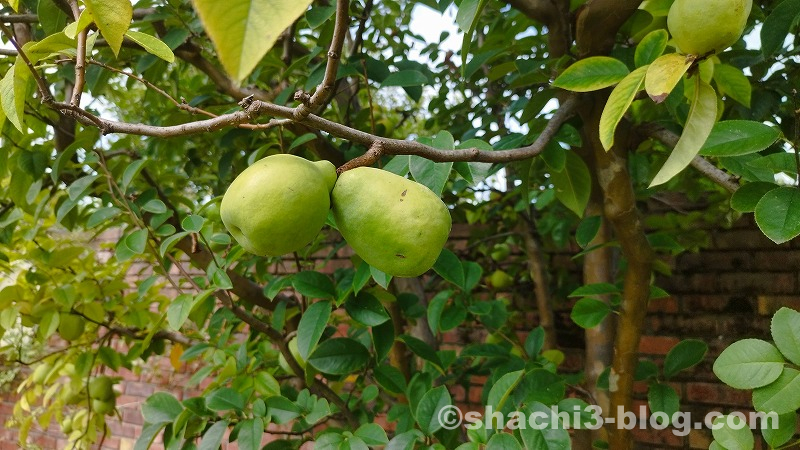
<box><xmin>639</xmin><ymin>336</ymin><xmax>680</xmax><ymax>355</ymax></box>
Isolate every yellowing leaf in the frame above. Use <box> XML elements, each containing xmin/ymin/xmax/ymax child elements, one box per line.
<box><xmin>0</xmin><ymin>58</ymin><xmax>31</xmax><ymax>132</ymax></box>
<box><xmin>650</xmin><ymin>78</ymin><xmax>717</xmax><ymax>187</ymax></box>
<box><xmin>124</xmin><ymin>30</ymin><xmax>175</xmax><ymax>63</ymax></box>
<box><xmin>170</xmin><ymin>343</ymin><xmax>184</xmax><ymax>371</ymax></box>
<box><xmin>600</xmin><ymin>65</ymin><xmax>648</xmax><ymax>150</ymax></box>
<box><xmin>193</xmin><ymin>0</ymin><xmax>313</xmax><ymax>83</ymax></box>
<box><xmin>552</xmin><ymin>56</ymin><xmax>630</xmax><ymax>92</ymax></box>
<box><xmin>644</xmin><ymin>53</ymin><xmax>693</xmax><ymax>103</ymax></box>
<box><xmin>84</xmin><ymin>0</ymin><xmax>132</xmax><ymax>56</ymax></box>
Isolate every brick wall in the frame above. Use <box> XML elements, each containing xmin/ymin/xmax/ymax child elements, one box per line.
<box><xmin>2</xmin><ymin>217</ymin><xmax>798</xmax><ymax>449</ymax></box>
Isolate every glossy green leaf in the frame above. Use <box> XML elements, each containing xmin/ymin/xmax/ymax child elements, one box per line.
<box><xmin>761</xmin><ymin>0</ymin><xmax>800</xmax><ymax>57</ymax></box>
<box><xmin>576</xmin><ymin>216</ymin><xmax>602</xmax><ymax>248</ymax></box>
<box><xmin>647</xmin><ymin>383</ymin><xmax>680</xmax><ymax>426</ymax></box>
<box><xmin>634</xmin><ymin>29</ymin><xmax>668</xmax><ymax>67</ymax></box>
<box><xmin>699</xmin><ymin>121</ymin><xmax>781</xmax><ymax>157</ymax></box>
<box><xmin>398</xmin><ymin>334</ymin><xmax>443</xmax><ymax>370</ymax></box>
<box><xmin>752</xmin><ymin>368</ymin><xmax>800</xmax><ymax>414</ymax></box>
<box><xmin>599</xmin><ymin>65</ymin><xmax>647</xmax><ymax>150</ymax></box>
<box><xmin>307</xmin><ymin>338</ymin><xmax>369</xmax><ymax>375</ymax></box>
<box><xmin>713</xmin><ymin>64</ymin><xmax>751</xmax><ymax>107</ymax></box>
<box><xmin>755</xmin><ymin>187</ymin><xmax>800</xmax><ymax>244</ymax></box>
<box><xmin>550</xmin><ymin>151</ymin><xmax>591</xmax><ymax>217</ymax></box>
<box><xmin>650</xmin><ymin>78</ymin><xmax>717</xmax><ymax>187</ymax></box>
<box><xmin>193</xmin><ymin>0</ymin><xmax>313</xmax><ymax>82</ymax></box>
<box><xmin>415</xmin><ymin>386</ymin><xmax>452</xmax><ymax>435</ymax></box>
<box><xmin>433</xmin><ymin>249</ymin><xmax>465</xmax><ymax>288</ymax></box>
<box><xmin>354</xmin><ymin>423</ymin><xmax>389</xmax><ymax>446</ymax></box>
<box><xmin>644</xmin><ymin>53</ymin><xmax>692</xmax><ymax>103</ymax></box>
<box><xmin>197</xmin><ymin>421</ymin><xmax>228</xmax><ymax>450</ymax></box>
<box><xmin>730</xmin><ymin>182</ymin><xmax>779</xmax><ymax>213</ymax></box>
<box><xmin>409</xmin><ymin>155</ymin><xmax>452</xmax><ymax>196</ymax></box>
<box><xmin>663</xmin><ymin>339</ymin><xmax>708</xmax><ymax>378</ymax></box>
<box><xmin>771</xmin><ymin>307</ymin><xmax>800</xmax><ymax>365</ymax></box>
<box><xmin>552</xmin><ymin>56</ymin><xmax>630</xmax><ymax>92</ymax></box>
<box><xmin>85</xmin><ymin>0</ymin><xmax>132</xmax><ymax>56</ymax></box>
<box><xmin>205</xmin><ymin>387</ymin><xmax>246</xmax><ymax>412</ymax></box>
<box><xmin>570</xmin><ymin>298</ymin><xmax>611</xmax><ymax>329</ymax></box>
<box><xmin>761</xmin><ymin>412</ymin><xmax>795</xmax><ymax>448</ymax></box>
<box><xmin>236</xmin><ymin>417</ymin><xmax>264</xmax><ymax>450</ymax></box>
<box><xmin>713</xmin><ymin>339</ymin><xmax>785</xmax><ymax>389</ymax></box>
<box><xmin>486</xmin><ymin>433</ymin><xmax>522</xmax><ymax>450</ymax></box>
<box><xmin>711</xmin><ymin>415</ymin><xmax>755</xmax><ymax>450</ymax></box>
<box><xmin>297</xmin><ymin>300</ymin><xmax>331</xmax><ymax>360</ymax></box>
<box><xmin>345</xmin><ymin>292</ymin><xmax>390</xmax><ymax>326</ymax></box>
<box><xmin>292</xmin><ymin>271</ymin><xmax>336</xmax><ymax>300</ymax></box>
<box><xmin>124</xmin><ymin>30</ymin><xmax>175</xmax><ymax>62</ymax></box>
<box><xmin>141</xmin><ymin>392</ymin><xmax>184</xmax><ymax>424</ymax></box>
<box><xmin>457</xmin><ymin>0</ymin><xmax>490</xmax><ymax>78</ymax></box>
<box><xmin>167</xmin><ymin>293</ymin><xmax>203</xmax><ymax>330</ymax></box>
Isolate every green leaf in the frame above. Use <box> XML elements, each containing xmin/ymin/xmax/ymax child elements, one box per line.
<box><xmin>67</xmin><ymin>174</ymin><xmax>98</xmax><ymax>201</ymax></box>
<box><xmin>713</xmin><ymin>64</ymin><xmax>751</xmax><ymax>107</ymax></box>
<box><xmin>755</xmin><ymin>187</ymin><xmax>800</xmax><ymax>244</ymax></box>
<box><xmin>0</xmin><ymin>59</ymin><xmax>31</xmax><ymax>132</ymax></box>
<box><xmin>648</xmin><ymin>383</ymin><xmax>679</xmax><ymax>425</ymax></box>
<box><xmin>121</xmin><ymin>159</ymin><xmax>148</xmax><ymax>192</ymax></box>
<box><xmin>409</xmin><ymin>154</ymin><xmax>452</xmax><ymax>196</ymax></box>
<box><xmin>167</xmin><ymin>293</ymin><xmax>202</xmax><ymax>330</ymax></box>
<box><xmin>761</xmin><ymin>412</ymin><xmax>796</xmax><ymax>448</ymax></box>
<box><xmin>427</xmin><ymin>290</ymin><xmax>451</xmax><ymax>334</ymax></box>
<box><xmin>552</xmin><ymin>56</ymin><xmax>630</xmax><ymax>92</ymax></box>
<box><xmin>713</xmin><ymin>339</ymin><xmax>785</xmax><ymax>389</ymax></box>
<box><xmin>126</xmin><ymin>229</ymin><xmax>149</xmax><ymax>255</ymax></box>
<box><xmin>181</xmin><ymin>214</ymin><xmax>205</xmax><ymax>232</ymax></box>
<box><xmin>354</xmin><ymin>423</ymin><xmax>389</xmax><ymax>446</ymax></box>
<box><xmin>486</xmin><ymin>433</ymin><xmax>522</xmax><ymax>450</ymax></box>
<box><xmin>124</xmin><ymin>30</ymin><xmax>175</xmax><ymax>62</ymax></box>
<box><xmin>569</xmin><ymin>282</ymin><xmax>620</xmax><ymax>297</ymax></box>
<box><xmin>599</xmin><ymin>65</ymin><xmax>647</xmax><ymax>150</ymax></box>
<box><xmin>159</xmin><ymin>231</ymin><xmax>190</xmax><ymax>257</ymax></box>
<box><xmin>372</xmin><ymin>319</ymin><xmax>395</xmax><ymax>363</ymax></box>
<box><xmin>133</xmin><ymin>422</ymin><xmax>166</xmax><ymax>450</ymax></box>
<box><xmin>487</xmin><ymin>370</ymin><xmax>523</xmax><ymax>415</ymax></box>
<box><xmin>141</xmin><ymin>199</ymin><xmax>168</xmax><ymax>214</ymax></box>
<box><xmin>550</xmin><ymin>151</ymin><xmax>591</xmax><ymax>217</ymax></box>
<box><xmin>288</xmin><ymin>133</ymin><xmax>317</xmax><ymax>151</ymax></box>
<box><xmin>634</xmin><ymin>29</ymin><xmax>668</xmax><ymax>68</ymax></box>
<box><xmin>236</xmin><ymin>418</ymin><xmax>264</xmax><ymax>450</ymax></box>
<box><xmin>433</xmin><ymin>249</ymin><xmax>465</xmax><ymax>288</ymax></box>
<box><xmin>374</xmin><ymin>364</ymin><xmax>406</xmax><ymax>394</ymax></box>
<box><xmin>650</xmin><ymin>78</ymin><xmax>717</xmax><ymax>187</ymax></box>
<box><xmin>415</xmin><ymin>386</ymin><xmax>452</xmax><ymax>435</ymax></box>
<box><xmin>205</xmin><ymin>387</ymin><xmax>246</xmax><ymax>412</ymax></box>
<box><xmin>752</xmin><ymin>368</ymin><xmax>800</xmax><ymax>415</ymax></box>
<box><xmin>663</xmin><ymin>339</ymin><xmax>707</xmax><ymax>378</ymax></box>
<box><xmin>456</xmin><ymin>0</ymin><xmax>490</xmax><ymax>78</ymax></box>
<box><xmin>380</xmin><ymin>70</ymin><xmax>428</xmax><ymax>88</ymax></box>
<box><xmin>761</xmin><ymin>0</ymin><xmax>800</xmax><ymax>57</ymax></box>
<box><xmin>397</xmin><ymin>334</ymin><xmax>443</xmax><ymax>371</ymax></box>
<box><xmin>699</xmin><ymin>121</ymin><xmax>781</xmax><ymax>157</ymax></box>
<box><xmin>576</xmin><ymin>216</ymin><xmax>602</xmax><ymax>248</ymax></box>
<box><xmin>84</xmin><ymin>0</ymin><xmax>132</xmax><ymax>56</ymax></box>
<box><xmin>193</xmin><ymin>0</ymin><xmax>313</xmax><ymax>82</ymax></box>
<box><xmin>345</xmin><ymin>292</ymin><xmax>390</xmax><ymax>326</ymax></box>
<box><xmin>141</xmin><ymin>392</ymin><xmax>184</xmax><ymax>424</ymax></box>
<box><xmin>644</xmin><ymin>53</ymin><xmax>692</xmax><ymax>103</ymax></box>
<box><xmin>307</xmin><ymin>338</ymin><xmax>369</xmax><ymax>375</ymax></box>
<box><xmin>292</xmin><ymin>271</ymin><xmax>336</xmax><ymax>300</ymax></box>
<box><xmin>771</xmin><ymin>307</ymin><xmax>800</xmax><ymax>365</ymax></box>
<box><xmin>198</xmin><ymin>421</ymin><xmax>228</xmax><ymax>450</ymax></box>
<box><xmin>297</xmin><ymin>300</ymin><xmax>331</xmax><ymax>360</ymax></box>
<box><xmin>570</xmin><ymin>298</ymin><xmax>611</xmax><ymax>328</ymax></box>
<box><xmin>730</xmin><ymin>182</ymin><xmax>779</xmax><ymax>213</ymax></box>
<box><xmin>711</xmin><ymin>415</ymin><xmax>755</xmax><ymax>450</ymax></box>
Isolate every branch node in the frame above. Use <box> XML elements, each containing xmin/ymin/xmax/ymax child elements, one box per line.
<box><xmin>238</xmin><ymin>94</ymin><xmax>255</xmax><ymax>110</ymax></box>
<box><xmin>327</xmin><ymin>50</ymin><xmax>339</xmax><ymax>60</ymax></box>
<box><xmin>293</xmin><ymin>90</ymin><xmax>312</xmax><ymax>106</ymax></box>
<box><xmin>337</xmin><ymin>141</ymin><xmax>384</xmax><ymax>174</ymax></box>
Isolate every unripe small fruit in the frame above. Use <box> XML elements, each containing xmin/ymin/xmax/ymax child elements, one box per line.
<box><xmin>667</xmin><ymin>0</ymin><xmax>752</xmax><ymax>55</ymax></box>
<box><xmin>488</xmin><ymin>270</ymin><xmax>514</xmax><ymax>289</ymax></box>
<box><xmin>92</xmin><ymin>398</ymin><xmax>115</xmax><ymax>416</ymax></box>
<box><xmin>58</xmin><ymin>314</ymin><xmax>85</xmax><ymax>341</ymax></box>
<box><xmin>88</xmin><ymin>376</ymin><xmax>115</xmax><ymax>401</ymax></box>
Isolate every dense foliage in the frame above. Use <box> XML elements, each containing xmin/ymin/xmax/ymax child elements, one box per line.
<box><xmin>0</xmin><ymin>0</ymin><xmax>799</xmax><ymax>449</ymax></box>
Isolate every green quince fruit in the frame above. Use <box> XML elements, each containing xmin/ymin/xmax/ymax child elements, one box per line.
<box><xmin>92</xmin><ymin>398</ymin><xmax>115</xmax><ymax>416</ymax></box>
<box><xmin>667</xmin><ymin>0</ymin><xmax>752</xmax><ymax>56</ymax></box>
<box><xmin>331</xmin><ymin>167</ymin><xmax>451</xmax><ymax>277</ymax></box>
<box><xmin>58</xmin><ymin>314</ymin><xmax>85</xmax><ymax>341</ymax></box>
<box><xmin>221</xmin><ymin>154</ymin><xmax>337</xmax><ymax>256</ymax></box>
<box><xmin>88</xmin><ymin>376</ymin><xmax>115</xmax><ymax>401</ymax></box>
<box><xmin>488</xmin><ymin>269</ymin><xmax>514</xmax><ymax>289</ymax></box>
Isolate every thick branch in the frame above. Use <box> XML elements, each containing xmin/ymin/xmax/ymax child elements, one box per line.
<box><xmin>575</xmin><ymin>0</ymin><xmax>643</xmax><ymax>57</ymax></box>
<box><xmin>52</xmin><ymin>94</ymin><xmax>579</xmax><ymax>164</ymax></box>
<box><xmin>639</xmin><ymin>123</ymin><xmax>740</xmax><ymax>193</ymax></box>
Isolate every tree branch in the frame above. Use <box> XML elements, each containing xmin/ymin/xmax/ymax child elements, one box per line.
<box><xmin>639</xmin><ymin>123</ymin><xmax>740</xmax><ymax>193</ymax></box>
<box><xmin>67</xmin><ymin>0</ymin><xmax>87</xmax><ymax>106</ymax></box>
<box><xmin>293</xmin><ymin>0</ymin><xmax>350</xmax><ymax>120</ymax></box>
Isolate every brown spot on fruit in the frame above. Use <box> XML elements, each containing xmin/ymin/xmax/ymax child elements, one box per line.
<box><xmin>395</xmin><ymin>254</ymin><xmax>406</xmax><ymax>258</ymax></box>
<box><xmin>401</xmin><ymin>190</ymin><xmax>407</xmax><ymax>196</ymax></box>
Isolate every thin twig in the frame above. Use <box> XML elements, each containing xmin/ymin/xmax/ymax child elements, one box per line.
<box><xmin>293</xmin><ymin>0</ymin><xmax>350</xmax><ymax>120</ymax></box>
<box><xmin>638</xmin><ymin>123</ymin><xmax>740</xmax><ymax>193</ymax></box>
<box><xmin>67</xmin><ymin>0</ymin><xmax>87</xmax><ymax>106</ymax></box>
<box><xmin>0</xmin><ymin>21</ymin><xmax>52</xmax><ymax>102</ymax></box>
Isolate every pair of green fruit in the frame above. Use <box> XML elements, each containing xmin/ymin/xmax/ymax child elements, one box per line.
<box><xmin>220</xmin><ymin>154</ymin><xmax>452</xmax><ymax>277</ymax></box>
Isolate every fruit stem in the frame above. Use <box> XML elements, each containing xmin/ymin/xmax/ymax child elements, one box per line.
<box><xmin>336</xmin><ymin>141</ymin><xmax>384</xmax><ymax>174</ymax></box>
